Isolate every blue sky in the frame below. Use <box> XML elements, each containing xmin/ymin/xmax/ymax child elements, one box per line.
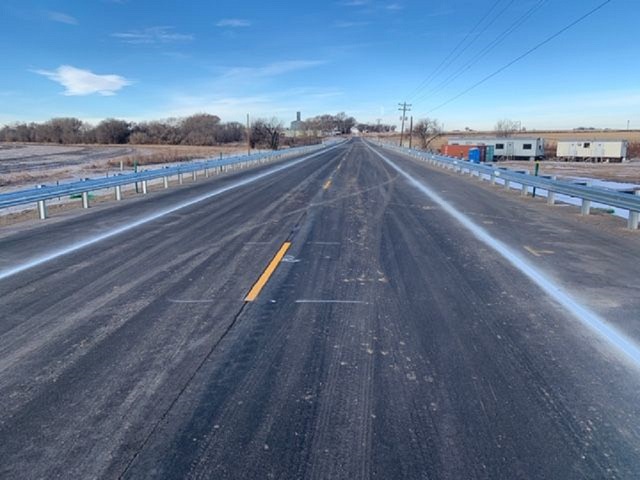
<box><xmin>0</xmin><ymin>0</ymin><xmax>638</xmax><ymax>130</ymax></box>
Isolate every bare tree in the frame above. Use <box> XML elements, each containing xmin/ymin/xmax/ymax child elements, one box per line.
<box><xmin>494</xmin><ymin>119</ymin><xmax>520</xmax><ymax>137</ymax></box>
<box><xmin>251</xmin><ymin>118</ymin><xmax>284</xmax><ymax>150</ymax></box>
<box><xmin>0</xmin><ymin>114</ymin><xmax>249</xmax><ymax>146</ymax></box>
<box><xmin>335</xmin><ymin>112</ymin><xmax>356</xmax><ymax>135</ymax></box>
<box><xmin>93</xmin><ymin>119</ymin><xmax>131</xmax><ymax>144</ymax></box>
<box><xmin>413</xmin><ymin>118</ymin><xmax>443</xmax><ymax>149</ymax></box>
<box><xmin>179</xmin><ymin>113</ymin><xmax>221</xmax><ymax>145</ymax></box>
<box><xmin>356</xmin><ymin>123</ymin><xmax>395</xmax><ymax>133</ymax></box>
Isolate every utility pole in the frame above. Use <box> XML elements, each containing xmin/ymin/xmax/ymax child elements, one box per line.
<box><xmin>408</xmin><ymin>116</ymin><xmax>414</xmax><ymax>149</ymax></box>
<box><xmin>398</xmin><ymin>102</ymin><xmax>412</xmax><ymax>147</ymax></box>
<box><xmin>247</xmin><ymin>113</ymin><xmax>251</xmax><ymax>156</ymax></box>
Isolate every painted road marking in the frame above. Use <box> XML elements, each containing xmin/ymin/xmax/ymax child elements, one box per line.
<box><xmin>245</xmin><ymin>242</ymin><xmax>292</xmax><ymax>302</ymax></box>
<box><xmin>524</xmin><ymin>246</ymin><xmax>555</xmax><ymax>257</ymax></box>
<box><xmin>323</xmin><ymin>179</ymin><xmax>332</xmax><ymax>190</ymax></box>
<box><xmin>366</xmin><ymin>141</ymin><xmax>640</xmax><ymax>370</ymax></box>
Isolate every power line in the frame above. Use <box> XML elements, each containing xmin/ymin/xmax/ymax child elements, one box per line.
<box><xmin>414</xmin><ymin>0</ymin><xmax>548</xmax><ymax>104</ymax></box>
<box><xmin>426</xmin><ymin>0</ymin><xmax>612</xmax><ymax>113</ymax></box>
<box><xmin>409</xmin><ymin>0</ymin><xmax>518</xmax><ymax>102</ymax></box>
<box><xmin>405</xmin><ymin>0</ymin><xmax>504</xmax><ymax>100</ymax></box>
<box><xmin>413</xmin><ymin>0</ymin><xmax>546</xmax><ymax>105</ymax></box>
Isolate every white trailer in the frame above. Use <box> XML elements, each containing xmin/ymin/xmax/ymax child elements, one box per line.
<box><xmin>556</xmin><ymin>140</ymin><xmax>628</xmax><ymax>162</ymax></box>
<box><xmin>448</xmin><ymin>137</ymin><xmax>545</xmax><ymax>160</ymax></box>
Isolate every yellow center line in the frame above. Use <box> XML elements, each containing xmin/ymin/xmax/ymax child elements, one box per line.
<box><xmin>245</xmin><ymin>242</ymin><xmax>292</xmax><ymax>302</ymax></box>
<box><xmin>323</xmin><ymin>179</ymin><xmax>332</xmax><ymax>190</ymax></box>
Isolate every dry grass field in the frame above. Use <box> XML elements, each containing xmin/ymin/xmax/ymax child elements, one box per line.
<box><xmin>0</xmin><ymin>143</ymin><xmax>250</xmax><ymax>190</ymax></box>
<box><xmin>106</xmin><ymin>144</ymin><xmax>250</xmax><ymax>168</ymax></box>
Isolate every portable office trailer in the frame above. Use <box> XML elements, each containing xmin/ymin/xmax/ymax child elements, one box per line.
<box><xmin>556</xmin><ymin>140</ymin><xmax>628</xmax><ymax>162</ymax></box>
<box><xmin>448</xmin><ymin>137</ymin><xmax>545</xmax><ymax>160</ymax></box>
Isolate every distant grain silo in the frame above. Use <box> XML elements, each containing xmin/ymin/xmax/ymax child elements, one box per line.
<box><xmin>290</xmin><ymin>112</ymin><xmax>304</xmax><ymax>133</ymax></box>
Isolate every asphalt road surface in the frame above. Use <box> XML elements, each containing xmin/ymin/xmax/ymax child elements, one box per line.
<box><xmin>1</xmin><ymin>139</ymin><xmax>639</xmax><ymax>479</ymax></box>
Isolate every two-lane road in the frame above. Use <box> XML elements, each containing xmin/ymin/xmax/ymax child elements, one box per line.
<box><xmin>1</xmin><ymin>139</ymin><xmax>639</xmax><ymax>479</ymax></box>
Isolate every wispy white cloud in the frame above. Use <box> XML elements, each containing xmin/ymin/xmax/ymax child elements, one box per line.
<box><xmin>216</xmin><ymin>19</ymin><xmax>252</xmax><ymax>28</ymax></box>
<box><xmin>339</xmin><ymin>0</ymin><xmax>369</xmax><ymax>6</ymax></box>
<box><xmin>46</xmin><ymin>11</ymin><xmax>78</xmax><ymax>25</ymax></box>
<box><xmin>112</xmin><ymin>27</ymin><xmax>193</xmax><ymax>44</ymax></box>
<box><xmin>333</xmin><ymin>21</ymin><xmax>370</xmax><ymax>28</ymax></box>
<box><xmin>33</xmin><ymin>65</ymin><xmax>132</xmax><ymax>96</ymax></box>
<box><xmin>220</xmin><ymin>60</ymin><xmax>326</xmax><ymax>80</ymax></box>
<box><xmin>385</xmin><ymin>3</ymin><xmax>403</xmax><ymax>11</ymax></box>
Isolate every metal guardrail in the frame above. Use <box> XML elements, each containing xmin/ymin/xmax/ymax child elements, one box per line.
<box><xmin>375</xmin><ymin>141</ymin><xmax>640</xmax><ymax>230</ymax></box>
<box><xmin>0</xmin><ymin>143</ymin><xmax>329</xmax><ymax>219</ymax></box>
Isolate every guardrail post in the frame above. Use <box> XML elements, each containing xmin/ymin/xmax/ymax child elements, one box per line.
<box><xmin>36</xmin><ymin>185</ymin><xmax>47</xmax><ymax>219</ymax></box>
<box><xmin>547</xmin><ymin>176</ymin><xmax>557</xmax><ymax>205</ymax></box>
<box><xmin>504</xmin><ymin>178</ymin><xmax>510</xmax><ymax>190</ymax></box>
<box><xmin>521</xmin><ymin>182</ymin><xmax>528</xmax><ymax>197</ymax></box>
<box><xmin>581</xmin><ymin>182</ymin><xmax>592</xmax><ymax>215</ymax></box>
<box><xmin>205</xmin><ymin>168</ymin><xmax>209</xmax><ymax>178</ymax></box>
<box><xmin>142</xmin><ymin>180</ymin><xmax>148</xmax><ymax>195</ymax></box>
<box><xmin>192</xmin><ymin>170</ymin><xmax>197</xmax><ymax>182</ymax></box>
<box><xmin>82</xmin><ymin>191</ymin><xmax>90</xmax><ymax>209</ymax></box>
<box><xmin>627</xmin><ymin>190</ymin><xmax>640</xmax><ymax>229</ymax></box>
<box><xmin>163</xmin><ymin>176</ymin><xmax>169</xmax><ymax>189</ymax></box>
<box><xmin>491</xmin><ymin>171</ymin><xmax>497</xmax><ymax>185</ymax></box>
<box><xmin>179</xmin><ymin>173</ymin><xmax>184</xmax><ymax>185</ymax></box>
<box><xmin>115</xmin><ymin>185</ymin><xmax>122</xmax><ymax>201</ymax></box>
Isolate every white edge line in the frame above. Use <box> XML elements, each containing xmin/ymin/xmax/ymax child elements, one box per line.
<box><xmin>0</xmin><ymin>145</ymin><xmax>340</xmax><ymax>281</ymax></box>
<box><xmin>366</xmin><ymin>141</ymin><xmax>640</xmax><ymax>369</ymax></box>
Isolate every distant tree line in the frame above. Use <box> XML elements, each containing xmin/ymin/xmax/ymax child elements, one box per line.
<box><xmin>299</xmin><ymin>112</ymin><xmax>357</xmax><ymax>135</ymax></box>
<box><xmin>0</xmin><ymin>114</ymin><xmax>246</xmax><ymax>146</ymax></box>
<box><xmin>356</xmin><ymin>123</ymin><xmax>397</xmax><ymax>133</ymax></box>
<box><xmin>0</xmin><ymin>111</ymin><xmax>367</xmax><ymax>150</ymax></box>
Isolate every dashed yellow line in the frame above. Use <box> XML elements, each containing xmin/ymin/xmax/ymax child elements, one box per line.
<box><xmin>245</xmin><ymin>242</ymin><xmax>292</xmax><ymax>302</ymax></box>
<box><xmin>323</xmin><ymin>179</ymin><xmax>332</xmax><ymax>190</ymax></box>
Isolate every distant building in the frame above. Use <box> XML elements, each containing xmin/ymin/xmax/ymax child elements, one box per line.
<box><xmin>448</xmin><ymin>137</ymin><xmax>545</xmax><ymax>160</ymax></box>
<box><xmin>290</xmin><ymin>112</ymin><xmax>304</xmax><ymax>133</ymax></box>
<box><xmin>556</xmin><ymin>140</ymin><xmax>628</xmax><ymax>162</ymax></box>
